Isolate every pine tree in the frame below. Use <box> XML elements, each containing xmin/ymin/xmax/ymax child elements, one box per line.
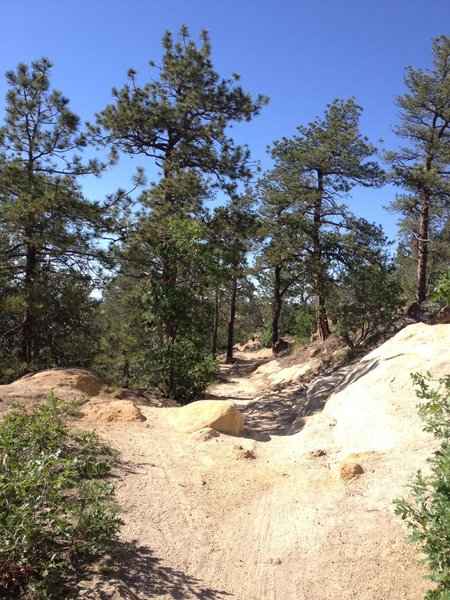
<box><xmin>264</xmin><ymin>99</ymin><xmax>383</xmax><ymax>340</ymax></box>
<box><xmin>388</xmin><ymin>35</ymin><xmax>450</xmax><ymax>304</ymax></box>
<box><xmin>257</xmin><ymin>165</ymin><xmax>309</xmax><ymax>351</ymax></box>
<box><xmin>0</xmin><ymin>58</ymin><xmax>102</xmax><ymax>374</ymax></box>
<box><xmin>92</xmin><ymin>27</ymin><xmax>267</xmax><ymax>399</ymax></box>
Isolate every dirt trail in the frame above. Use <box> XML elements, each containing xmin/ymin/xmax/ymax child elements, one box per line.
<box><xmin>76</xmin><ymin>344</ymin><xmax>431</xmax><ymax>600</ymax></box>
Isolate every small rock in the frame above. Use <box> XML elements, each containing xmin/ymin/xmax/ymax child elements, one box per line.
<box><xmin>190</xmin><ymin>427</ymin><xmax>220</xmax><ymax>441</ymax></box>
<box><xmin>232</xmin><ymin>445</ymin><xmax>256</xmax><ymax>460</ymax></box>
<box><xmin>309</xmin><ymin>449</ymin><xmax>327</xmax><ymax>458</ymax></box>
<box><xmin>339</xmin><ymin>459</ymin><xmax>364</xmax><ymax>481</ymax></box>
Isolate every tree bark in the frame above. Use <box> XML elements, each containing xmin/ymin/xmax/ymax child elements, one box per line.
<box><xmin>271</xmin><ymin>264</ymin><xmax>282</xmax><ymax>351</ymax></box>
<box><xmin>416</xmin><ymin>186</ymin><xmax>431</xmax><ymax>305</ymax></box>
<box><xmin>22</xmin><ymin>240</ymin><xmax>37</xmax><ymax>364</ymax></box>
<box><xmin>313</xmin><ymin>170</ymin><xmax>331</xmax><ymax>341</ymax></box>
<box><xmin>226</xmin><ymin>270</ymin><xmax>237</xmax><ymax>364</ymax></box>
<box><xmin>316</xmin><ymin>292</ymin><xmax>331</xmax><ymax>342</ymax></box>
<box><xmin>211</xmin><ymin>290</ymin><xmax>219</xmax><ymax>357</ymax></box>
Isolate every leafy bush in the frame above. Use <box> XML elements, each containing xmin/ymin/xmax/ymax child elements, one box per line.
<box><xmin>292</xmin><ymin>304</ymin><xmax>317</xmax><ymax>345</ymax></box>
<box><xmin>432</xmin><ymin>271</ymin><xmax>450</xmax><ymax>306</ymax></box>
<box><xmin>259</xmin><ymin>322</ymin><xmax>272</xmax><ymax>348</ymax></box>
<box><xmin>395</xmin><ymin>374</ymin><xmax>450</xmax><ymax>600</ymax></box>
<box><xmin>141</xmin><ymin>328</ymin><xmax>218</xmax><ymax>404</ymax></box>
<box><xmin>0</xmin><ymin>393</ymin><xmax>122</xmax><ymax>599</ymax></box>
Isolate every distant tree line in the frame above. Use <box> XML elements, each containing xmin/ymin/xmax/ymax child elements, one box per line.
<box><xmin>0</xmin><ymin>29</ymin><xmax>448</xmax><ymax>401</ymax></box>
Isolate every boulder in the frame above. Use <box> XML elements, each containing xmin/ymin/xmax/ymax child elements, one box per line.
<box><xmin>436</xmin><ymin>305</ymin><xmax>450</xmax><ymax>324</ymax></box>
<box><xmin>167</xmin><ymin>400</ymin><xmax>244</xmax><ymax>436</ymax></box>
<box><xmin>251</xmin><ymin>360</ymin><xmax>281</xmax><ymax>377</ymax></box>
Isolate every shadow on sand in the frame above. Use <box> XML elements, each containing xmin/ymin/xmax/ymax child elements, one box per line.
<box><xmin>75</xmin><ymin>542</ymin><xmax>233</xmax><ymax>599</ymax></box>
<box><xmin>241</xmin><ymin>356</ymin><xmax>390</xmax><ymax>437</ymax></box>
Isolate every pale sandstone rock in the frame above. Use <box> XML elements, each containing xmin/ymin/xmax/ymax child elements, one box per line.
<box><xmin>0</xmin><ymin>368</ymin><xmax>104</xmax><ymax>406</ymax></box>
<box><xmin>251</xmin><ymin>360</ymin><xmax>281</xmax><ymax>377</ymax></box>
<box><xmin>268</xmin><ymin>359</ymin><xmax>321</xmax><ymax>388</ymax></box>
<box><xmin>167</xmin><ymin>400</ymin><xmax>244</xmax><ymax>436</ymax></box>
<box><xmin>323</xmin><ymin>323</ymin><xmax>450</xmax><ymax>455</ymax></box>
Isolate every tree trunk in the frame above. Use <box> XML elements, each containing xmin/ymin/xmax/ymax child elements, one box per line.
<box><xmin>226</xmin><ymin>271</ymin><xmax>237</xmax><ymax>364</ymax></box>
<box><xmin>22</xmin><ymin>240</ymin><xmax>37</xmax><ymax>364</ymax></box>
<box><xmin>416</xmin><ymin>190</ymin><xmax>430</xmax><ymax>305</ymax></box>
<box><xmin>211</xmin><ymin>291</ymin><xmax>220</xmax><ymax>357</ymax></box>
<box><xmin>316</xmin><ymin>292</ymin><xmax>331</xmax><ymax>342</ymax></box>
<box><xmin>313</xmin><ymin>170</ymin><xmax>331</xmax><ymax>341</ymax></box>
<box><xmin>271</xmin><ymin>264</ymin><xmax>282</xmax><ymax>351</ymax></box>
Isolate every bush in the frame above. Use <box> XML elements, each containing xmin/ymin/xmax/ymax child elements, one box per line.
<box><xmin>0</xmin><ymin>393</ymin><xmax>122</xmax><ymax>599</ymax></box>
<box><xmin>394</xmin><ymin>374</ymin><xmax>450</xmax><ymax>600</ymax></box>
<box><xmin>149</xmin><ymin>331</ymin><xmax>218</xmax><ymax>404</ymax></box>
<box><xmin>432</xmin><ymin>271</ymin><xmax>450</xmax><ymax>306</ymax></box>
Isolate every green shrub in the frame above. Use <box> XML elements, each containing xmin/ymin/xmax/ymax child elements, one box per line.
<box><xmin>432</xmin><ymin>271</ymin><xmax>450</xmax><ymax>306</ymax></box>
<box><xmin>259</xmin><ymin>323</ymin><xmax>272</xmax><ymax>348</ymax></box>
<box><xmin>0</xmin><ymin>393</ymin><xmax>122</xmax><ymax>598</ymax></box>
<box><xmin>394</xmin><ymin>374</ymin><xmax>450</xmax><ymax>599</ymax></box>
<box><xmin>147</xmin><ymin>331</ymin><xmax>218</xmax><ymax>404</ymax></box>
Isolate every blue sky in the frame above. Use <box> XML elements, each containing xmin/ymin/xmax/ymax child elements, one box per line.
<box><xmin>1</xmin><ymin>0</ymin><xmax>449</xmax><ymax>242</ymax></box>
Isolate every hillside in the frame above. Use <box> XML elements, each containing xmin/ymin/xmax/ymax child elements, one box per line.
<box><xmin>1</xmin><ymin>322</ymin><xmax>449</xmax><ymax>599</ymax></box>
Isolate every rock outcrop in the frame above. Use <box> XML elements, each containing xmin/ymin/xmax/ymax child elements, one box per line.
<box><xmin>0</xmin><ymin>368</ymin><xmax>104</xmax><ymax>410</ymax></box>
<box><xmin>323</xmin><ymin>323</ymin><xmax>450</xmax><ymax>456</ymax></box>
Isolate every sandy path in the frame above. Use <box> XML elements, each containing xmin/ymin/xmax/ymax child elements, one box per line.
<box><xmin>77</xmin><ymin>349</ymin><xmax>429</xmax><ymax>600</ymax></box>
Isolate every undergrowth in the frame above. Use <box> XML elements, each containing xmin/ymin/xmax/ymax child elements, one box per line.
<box><xmin>395</xmin><ymin>374</ymin><xmax>450</xmax><ymax>600</ymax></box>
<box><xmin>0</xmin><ymin>393</ymin><xmax>122</xmax><ymax>599</ymax></box>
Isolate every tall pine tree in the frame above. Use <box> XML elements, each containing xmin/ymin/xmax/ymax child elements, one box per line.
<box><xmin>388</xmin><ymin>35</ymin><xmax>450</xmax><ymax>304</ymax></box>
<box><xmin>92</xmin><ymin>27</ymin><xmax>267</xmax><ymax>399</ymax></box>
<box><xmin>0</xmin><ymin>58</ymin><xmax>102</xmax><ymax>375</ymax></box>
<box><xmin>264</xmin><ymin>99</ymin><xmax>383</xmax><ymax>340</ymax></box>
